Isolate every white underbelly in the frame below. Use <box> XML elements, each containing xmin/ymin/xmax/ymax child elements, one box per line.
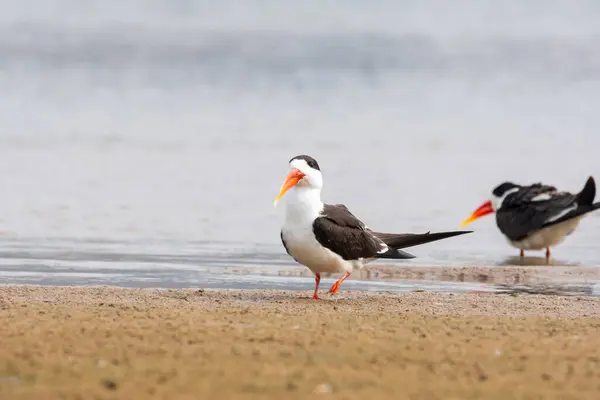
<box><xmin>282</xmin><ymin>225</ymin><xmax>357</xmax><ymax>274</ymax></box>
<box><xmin>508</xmin><ymin>217</ymin><xmax>583</xmax><ymax>250</ymax></box>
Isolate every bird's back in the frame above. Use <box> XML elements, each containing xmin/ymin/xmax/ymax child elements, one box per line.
<box><xmin>496</xmin><ymin>178</ymin><xmax>598</xmax><ymax>241</ymax></box>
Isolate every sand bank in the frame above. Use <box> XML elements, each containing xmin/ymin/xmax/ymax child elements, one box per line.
<box><xmin>0</xmin><ymin>286</ymin><xmax>599</xmax><ymax>399</ymax></box>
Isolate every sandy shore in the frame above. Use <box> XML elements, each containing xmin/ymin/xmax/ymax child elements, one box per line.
<box><xmin>1</xmin><ymin>286</ymin><xmax>599</xmax><ymax>399</ymax></box>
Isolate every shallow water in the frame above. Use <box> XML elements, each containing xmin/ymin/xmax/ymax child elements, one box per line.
<box><xmin>1</xmin><ymin>1</ymin><xmax>599</xmax><ymax>293</ymax></box>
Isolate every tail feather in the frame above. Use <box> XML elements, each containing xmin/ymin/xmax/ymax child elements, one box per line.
<box><xmin>374</xmin><ymin>230</ymin><xmax>472</xmax><ymax>251</ymax></box>
<box><xmin>577</xmin><ymin>176</ymin><xmax>596</xmax><ymax>205</ymax></box>
<box><xmin>542</xmin><ymin>177</ymin><xmax>600</xmax><ymax>227</ymax></box>
<box><xmin>376</xmin><ymin>248</ymin><xmax>417</xmax><ymax>259</ymax></box>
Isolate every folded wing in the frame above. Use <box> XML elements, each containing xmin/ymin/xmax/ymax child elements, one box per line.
<box><xmin>312</xmin><ymin>204</ymin><xmax>471</xmax><ymax>261</ymax></box>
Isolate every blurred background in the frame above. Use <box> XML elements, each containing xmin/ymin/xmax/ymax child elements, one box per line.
<box><xmin>0</xmin><ymin>1</ymin><xmax>599</xmax><ymax>289</ymax></box>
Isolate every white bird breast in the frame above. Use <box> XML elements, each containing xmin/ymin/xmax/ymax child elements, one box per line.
<box><xmin>281</xmin><ymin>185</ymin><xmax>358</xmax><ymax>274</ymax></box>
<box><xmin>508</xmin><ymin>216</ymin><xmax>584</xmax><ymax>250</ymax></box>
<box><xmin>281</xmin><ymin>224</ymin><xmax>355</xmax><ymax>274</ymax></box>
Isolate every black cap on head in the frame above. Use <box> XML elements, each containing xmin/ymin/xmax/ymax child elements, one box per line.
<box><xmin>492</xmin><ymin>182</ymin><xmax>520</xmax><ymax>197</ymax></box>
<box><xmin>289</xmin><ymin>155</ymin><xmax>320</xmax><ymax>171</ymax></box>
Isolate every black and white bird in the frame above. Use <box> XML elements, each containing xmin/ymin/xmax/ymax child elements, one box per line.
<box><xmin>460</xmin><ymin>176</ymin><xmax>600</xmax><ymax>260</ymax></box>
<box><xmin>273</xmin><ymin>155</ymin><xmax>472</xmax><ymax>299</ymax></box>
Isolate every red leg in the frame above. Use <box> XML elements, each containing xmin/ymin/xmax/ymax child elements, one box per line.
<box><xmin>519</xmin><ymin>249</ymin><xmax>524</xmax><ymax>258</ymax></box>
<box><xmin>299</xmin><ymin>273</ymin><xmax>321</xmax><ymax>300</ymax></box>
<box><xmin>329</xmin><ymin>272</ymin><xmax>351</xmax><ymax>294</ymax></box>
<box><xmin>313</xmin><ymin>273</ymin><xmax>321</xmax><ymax>299</ymax></box>
<box><xmin>545</xmin><ymin>248</ymin><xmax>551</xmax><ymax>260</ymax></box>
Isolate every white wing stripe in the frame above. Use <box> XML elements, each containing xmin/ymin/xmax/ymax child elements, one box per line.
<box><xmin>531</xmin><ymin>193</ymin><xmax>553</xmax><ymax>202</ymax></box>
<box><xmin>545</xmin><ymin>204</ymin><xmax>577</xmax><ymax>223</ymax></box>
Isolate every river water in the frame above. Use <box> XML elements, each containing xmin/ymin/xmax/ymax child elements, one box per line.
<box><xmin>1</xmin><ymin>1</ymin><xmax>599</xmax><ymax>294</ymax></box>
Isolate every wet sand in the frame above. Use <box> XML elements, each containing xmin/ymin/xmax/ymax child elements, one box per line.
<box><xmin>267</xmin><ymin>263</ymin><xmax>600</xmax><ymax>285</ymax></box>
<box><xmin>0</xmin><ymin>286</ymin><xmax>599</xmax><ymax>399</ymax></box>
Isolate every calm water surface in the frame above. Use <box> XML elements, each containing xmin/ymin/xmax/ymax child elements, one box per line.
<box><xmin>1</xmin><ymin>1</ymin><xmax>599</xmax><ymax>293</ymax></box>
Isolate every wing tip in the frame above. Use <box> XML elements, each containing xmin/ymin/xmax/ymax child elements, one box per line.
<box><xmin>577</xmin><ymin>176</ymin><xmax>596</xmax><ymax>205</ymax></box>
<box><xmin>426</xmin><ymin>230</ymin><xmax>473</xmax><ymax>235</ymax></box>
<box><xmin>578</xmin><ymin>176</ymin><xmax>596</xmax><ymax>205</ymax></box>
<box><xmin>440</xmin><ymin>230</ymin><xmax>473</xmax><ymax>236</ymax></box>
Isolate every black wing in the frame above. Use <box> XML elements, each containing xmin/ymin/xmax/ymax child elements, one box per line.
<box><xmin>496</xmin><ymin>178</ymin><xmax>598</xmax><ymax>241</ymax></box>
<box><xmin>312</xmin><ymin>204</ymin><xmax>391</xmax><ymax>260</ymax></box>
<box><xmin>372</xmin><ymin>231</ymin><xmax>472</xmax><ymax>250</ymax></box>
<box><xmin>313</xmin><ymin>204</ymin><xmax>471</xmax><ymax>260</ymax></box>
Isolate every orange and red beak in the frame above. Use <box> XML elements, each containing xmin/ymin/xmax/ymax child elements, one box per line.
<box><xmin>273</xmin><ymin>168</ymin><xmax>305</xmax><ymax>206</ymax></box>
<box><xmin>460</xmin><ymin>200</ymin><xmax>494</xmax><ymax>227</ymax></box>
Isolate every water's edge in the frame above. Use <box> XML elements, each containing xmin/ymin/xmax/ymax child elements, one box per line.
<box><xmin>0</xmin><ymin>239</ymin><xmax>597</xmax><ymax>297</ymax></box>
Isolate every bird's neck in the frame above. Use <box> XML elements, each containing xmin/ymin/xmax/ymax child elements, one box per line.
<box><xmin>284</xmin><ymin>186</ymin><xmax>323</xmax><ymax>225</ymax></box>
